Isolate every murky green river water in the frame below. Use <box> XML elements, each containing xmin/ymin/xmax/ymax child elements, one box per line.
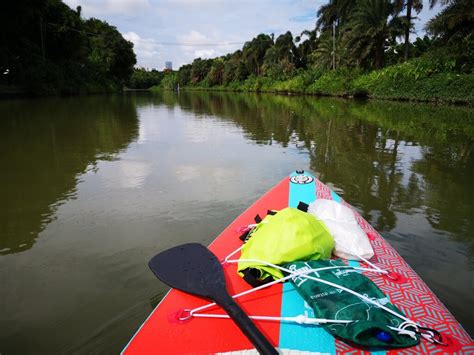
<box><xmin>0</xmin><ymin>91</ymin><xmax>473</xmax><ymax>353</ymax></box>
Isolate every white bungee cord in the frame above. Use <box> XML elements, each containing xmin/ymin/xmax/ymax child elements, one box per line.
<box><xmin>178</xmin><ymin>214</ymin><xmax>434</xmax><ymax>342</ymax></box>
<box><xmin>179</xmin><ymin>244</ymin><xmax>423</xmax><ymax>341</ymax></box>
<box><xmin>335</xmin><ymin>239</ymin><xmax>389</xmax><ymax>275</ymax></box>
<box><xmin>186</xmin><ymin>262</ymin><xmax>383</xmax><ymax>322</ymax></box>
<box><xmin>225</xmin><ymin>257</ymin><xmax>416</xmax><ymax>326</ymax></box>
<box><xmin>202</xmin><ymin>259</ymin><xmax>418</xmax><ymax>340</ymax></box>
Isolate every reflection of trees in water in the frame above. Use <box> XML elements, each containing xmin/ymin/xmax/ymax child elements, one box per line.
<box><xmin>0</xmin><ymin>96</ymin><xmax>139</xmax><ymax>255</ymax></box>
<box><xmin>149</xmin><ymin>90</ymin><xmax>473</xmax><ymax>254</ymax></box>
<box><xmin>411</xmin><ymin>144</ymin><xmax>474</xmax><ymax>253</ymax></box>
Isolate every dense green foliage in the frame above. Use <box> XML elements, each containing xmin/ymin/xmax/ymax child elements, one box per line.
<box><xmin>153</xmin><ymin>54</ymin><xmax>473</xmax><ymax>104</ymax></box>
<box><xmin>353</xmin><ymin>56</ymin><xmax>474</xmax><ymax>102</ymax></box>
<box><xmin>154</xmin><ymin>0</ymin><xmax>473</xmax><ymax>104</ymax></box>
<box><xmin>3</xmin><ymin>0</ymin><xmax>471</xmax><ymax>101</ymax></box>
<box><xmin>128</xmin><ymin>68</ymin><xmax>164</xmax><ymax>89</ymax></box>
<box><xmin>0</xmin><ymin>0</ymin><xmax>136</xmax><ymax>95</ymax></box>
<box><xmin>160</xmin><ymin>72</ymin><xmax>179</xmax><ymax>90</ymax></box>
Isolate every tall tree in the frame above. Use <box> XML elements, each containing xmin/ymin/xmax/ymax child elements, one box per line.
<box><xmin>207</xmin><ymin>58</ymin><xmax>225</xmax><ymax>85</ymax></box>
<box><xmin>242</xmin><ymin>34</ymin><xmax>273</xmax><ymax>76</ymax></box>
<box><xmin>425</xmin><ymin>0</ymin><xmax>473</xmax><ymax>42</ymax></box>
<box><xmin>315</xmin><ymin>0</ymin><xmax>356</xmax><ymax>69</ymax></box>
<box><xmin>190</xmin><ymin>58</ymin><xmax>212</xmax><ymax>83</ymax></box>
<box><xmin>84</xmin><ymin>18</ymin><xmax>136</xmax><ymax>84</ymax></box>
<box><xmin>263</xmin><ymin>32</ymin><xmax>299</xmax><ymax>66</ymax></box>
<box><xmin>428</xmin><ymin>0</ymin><xmax>454</xmax><ymax>8</ymax></box>
<box><xmin>400</xmin><ymin>0</ymin><xmax>423</xmax><ymax>59</ymax></box>
<box><xmin>0</xmin><ymin>0</ymin><xmax>136</xmax><ymax>92</ymax></box>
<box><xmin>311</xmin><ymin>33</ymin><xmax>339</xmax><ymax>69</ymax></box>
<box><xmin>316</xmin><ymin>0</ymin><xmax>355</xmax><ymax>29</ymax></box>
<box><xmin>295</xmin><ymin>29</ymin><xmax>320</xmax><ymax>68</ymax></box>
<box><xmin>177</xmin><ymin>64</ymin><xmax>192</xmax><ymax>85</ymax></box>
<box><xmin>343</xmin><ymin>0</ymin><xmax>403</xmax><ymax>69</ymax></box>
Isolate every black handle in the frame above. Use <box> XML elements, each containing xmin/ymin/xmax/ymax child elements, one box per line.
<box><xmin>217</xmin><ymin>293</ymin><xmax>278</xmax><ymax>355</ymax></box>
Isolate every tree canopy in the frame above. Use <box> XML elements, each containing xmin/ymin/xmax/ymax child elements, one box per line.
<box><xmin>160</xmin><ymin>0</ymin><xmax>472</xmax><ymax>91</ymax></box>
<box><xmin>0</xmin><ymin>0</ymin><xmax>136</xmax><ymax>94</ymax></box>
<box><xmin>1</xmin><ymin>0</ymin><xmax>472</xmax><ymax>94</ymax></box>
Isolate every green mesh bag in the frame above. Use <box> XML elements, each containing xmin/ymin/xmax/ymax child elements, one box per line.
<box><xmin>284</xmin><ymin>259</ymin><xmax>420</xmax><ymax>349</ymax></box>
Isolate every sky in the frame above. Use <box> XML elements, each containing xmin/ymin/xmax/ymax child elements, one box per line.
<box><xmin>63</xmin><ymin>0</ymin><xmax>441</xmax><ymax>70</ymax></box>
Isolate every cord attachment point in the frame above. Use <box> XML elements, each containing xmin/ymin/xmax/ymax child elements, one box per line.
<box><xmin>416</xmin><ymin>326</ymin><xmax>462</xmax><ymax>350</ymax></box>
<box><xmin>168</xmin><ymin>309</ymin><xmax>193</xmax><ymax>324</ymax></box>
<box><xmin>383</xmin><ymin>271</ymin><xmax>407</xmax><ymax>284</ymax></box>
<box><xmin>366</xmin><ymin>231</ymin><xmax>377</xmax><ymax>241</ymax></box>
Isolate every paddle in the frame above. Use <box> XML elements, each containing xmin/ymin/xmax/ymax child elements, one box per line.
<box><xmin>149</xmin><ymin>243</ymin><xmax>278</xmax><ymax>355</ymax></box>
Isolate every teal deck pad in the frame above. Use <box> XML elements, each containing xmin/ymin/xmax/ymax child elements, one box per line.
<box><xmin>279</xmin><ymin>171</ymin><xmax>335</xmax><ymax>353</ymax></box>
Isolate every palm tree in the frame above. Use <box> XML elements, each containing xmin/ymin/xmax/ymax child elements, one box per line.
<box><xmin>343</xmin><ymin>0</ymin><xmax>403</xmax><ymax>69</ymax></box>
<box><xmin>242</xmin><ymin>34</ymin><xmax>273</xmax><ymax>76</ymax></box>
<box><xmin>316</xmin><ymin>0</ymin><xmax>354</xmax><ymax>29</ymax></box>
<box><xmin>295</xmin><ymin>29</ymin><xmax>320</xmax><ymax>68</ymax></box>
<box><xmin>398</xmin><ymin>0</ymin><xmax>424</xmax><ymax>59</ymax></box>
<box><xmin>315</xmin><ymin>0</ymin><xmax>357</xmax><ymax>70</ymax></box>
<box><xmin>425</xmin><ymin>0</ymin><xmax>473</xmax><ymax>42</ymax></box>
<box><xmin>311</xmin><ymin>34</ymin><xmax>334</xmax><ymax>68</ymax></box>
<box><xmin>428</xmin><ymin>0</ymin><xmax>454</xmax><ymax>8</ymax></box>
<box><xmin>275</xmin><ymin>32</ymin><xmax>299</xmax><ymax>64</ymax></box>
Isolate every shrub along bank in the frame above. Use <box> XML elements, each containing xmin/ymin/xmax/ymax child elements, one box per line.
<box><xmin>153</xmin><ymin>59</ymin><xmax>473</xmax><ymax>105</ymax></box>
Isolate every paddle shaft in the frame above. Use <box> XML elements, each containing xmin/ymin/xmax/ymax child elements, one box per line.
<box><xmin>216</xmin><ymin>293</ymin><xmax>278</xmax><ymax>355</ymax></box>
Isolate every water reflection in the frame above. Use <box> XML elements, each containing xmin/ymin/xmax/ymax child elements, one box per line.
<box><xmin>141</xmin><ymin>91</ymin><xmax>473</xmax><ymax>255</ymax></box>
<box><xmin>0</xmin><ymin>96</ymin><xmax>139</xmax><ymax>255</ymax></box>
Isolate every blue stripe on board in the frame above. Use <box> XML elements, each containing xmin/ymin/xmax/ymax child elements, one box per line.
<box><xmin>288</xmin><ymin>172</ymin><xmax>317</xmax><ymax>209</ymax></box>
<box><xmin>279</xmin><ymin>282</ymin><xmax>335</xmax><ymax>353</ymax></box>
<box><xmin>330</xmin><ymin>190</ymin><xmax>341</xmax><ymax>204</ymax></box>
<box><xmin>348</xmin><ymin>260</ymin><xmax>360</xmax><ymax>268</ymax></box>
<box><xmin>279</xmin><ymin>172</ymin><xmax>335</xmax><ymax>353</ymax></box>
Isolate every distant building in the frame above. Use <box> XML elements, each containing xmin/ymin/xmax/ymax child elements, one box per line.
<box><xmin>164</xmin><ymin>61</ymin><xmax>172</xmax><ymax>72</ymax></box>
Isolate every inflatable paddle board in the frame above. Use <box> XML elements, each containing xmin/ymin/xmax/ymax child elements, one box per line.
<box><xmin>123</xmin><ymin>171</ymin><xmax>473</xmax><ymax>354</ymax></box>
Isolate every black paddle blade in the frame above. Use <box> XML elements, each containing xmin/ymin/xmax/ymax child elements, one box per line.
<box><xmin>149</xmin><ymin>243</ymin><xmax>279</xmax><ymax>354</ymax></box>
<box><xmin>148</xmin><ymin>243</ymin><xmax>227</xmax><ymax>300</ymax></box>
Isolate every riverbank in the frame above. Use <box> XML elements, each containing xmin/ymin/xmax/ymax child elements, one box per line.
<box><xmin>152</xmin><ymin>57</ymin><xmax>474</xmax><ymax>106</ymax></box>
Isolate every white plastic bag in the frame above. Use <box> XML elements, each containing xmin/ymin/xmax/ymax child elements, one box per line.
<box><xmin>308</xmin><ymin>199</ymin><xmax>374</xmax><ymax>260</ymax></box>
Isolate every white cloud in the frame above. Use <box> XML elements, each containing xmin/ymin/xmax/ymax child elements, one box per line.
<box><xmin>105</xmin><ymin>0</ymin><xmax>151</xmax><ymax>13</ymax></box>
<box><xmin>177</xmin><ymin>30</ymin><xmax>210</xmax><ymax>45</ymax></box>
<box><xmin>194</xmin><ymin>49</ymin><xmax>217</xmax><ymax>58</ymax></box>
<box><xmin>64</xmin><ymin>0</ymin><xmax>442</xmax><ymax>69</ymax></box>
<box><xmin>66</xmin><ymin>0</ymin><xmax>151</xmax><ymax>16</ymax></box>
<box><xmin>65</xmin><ymin>0</ymin><xmax>323</xmax><ymax>68</ymax></box>
<box><xmin>176</xmin><ymin>31</ymin><xmax>223</xmax><ymax>59</ymax></box>
<box><xmin>123</xmin><ymin>31</ymin><xmax>163</xmax><ymax>69</ymax></box>
<box><xmin>101</xmin><ymin>159</ymin><xmax>152</xmax><ymax>189</ymax></box>
<box><xmin>175</xmin><ymin>165</ymin><xmax>200</xmax><ymax>182</ymax></box>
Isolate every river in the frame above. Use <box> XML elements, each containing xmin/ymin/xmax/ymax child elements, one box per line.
<box><xmin>0</xmin><ymin>91</ymin><xmax>472</xmax><ymax>353</ymax></box>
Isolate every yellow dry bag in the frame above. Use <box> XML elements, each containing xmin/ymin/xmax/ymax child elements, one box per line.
<box><xmin>238</xmin><ymin>207</ymin><xmax>334</xmax><ymax>286</ymax></box>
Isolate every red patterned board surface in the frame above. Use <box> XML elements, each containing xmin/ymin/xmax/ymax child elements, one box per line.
<box><xmin>123</xmin><ymin>175</ymin><xmax>473</xmax><ymax>354</ymax></box>
<box><xmin>315</xmin><ymin>179</ymin><xmax>473</xmax><ymax>354</ymax></box>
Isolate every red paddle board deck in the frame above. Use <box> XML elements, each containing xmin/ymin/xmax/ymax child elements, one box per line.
<box><xmin>123</xmin><ymin>171</ymin><xmax>473</xmax><ymax>354</ymax></box>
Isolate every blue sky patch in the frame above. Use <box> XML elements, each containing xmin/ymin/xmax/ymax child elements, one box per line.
<box><xmin>290</xmin><ymin>10</ymin><xmax>315</xmax><ymax>22</ymax></box>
